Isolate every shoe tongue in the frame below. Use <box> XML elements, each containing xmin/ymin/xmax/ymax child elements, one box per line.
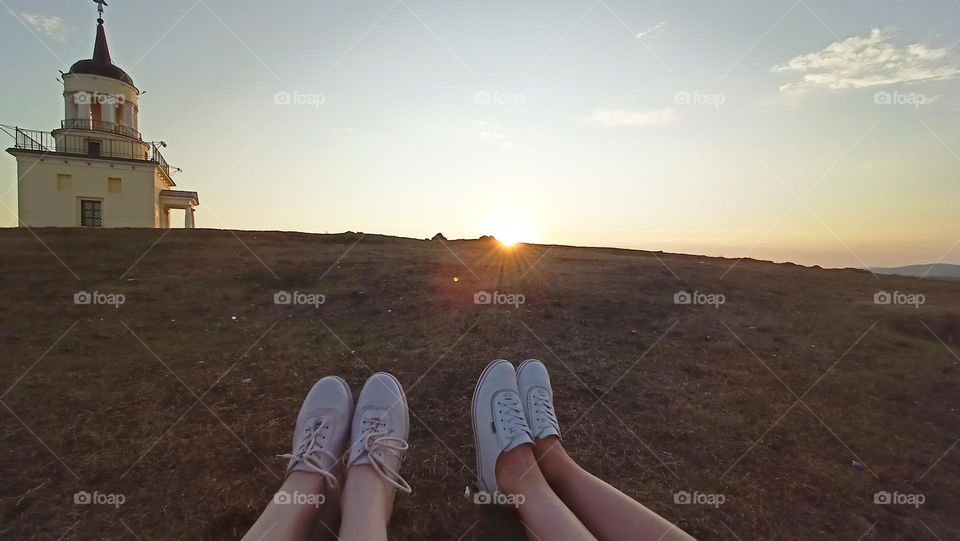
<box><xmin>498</xmin><ymin>410</ymin><xmax>532</xmax><ymax>449</ymax></box>
<box><xmin>503</xmin><ymin>434</ymin><xmax>533</xmax><ymax>453</ymax></box>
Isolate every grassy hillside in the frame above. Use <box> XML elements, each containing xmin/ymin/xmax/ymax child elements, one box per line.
<box><xmin>1</xmin><ymin>228</ymin><xmax>958</xmax><ymax>540</ymax></box>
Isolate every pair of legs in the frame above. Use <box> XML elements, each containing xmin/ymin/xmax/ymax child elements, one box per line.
<box><xmin>243</xmin><ymin>373</ymin><xmax>410</xmax><ymax>541</ymax></box>
<box><xmin>247</xmin><ymin>446</ymin><xmax>690</xmax><ymax>541</ymax></box>
<box><xmin>242</xmin><ymin>466</ymin><xmax>394</xmax><ymax>541</ymax></box>
<box><xmin>472</xmin><ymin>359</ymin><xmax>694</xmax><ymax>541</ymax></box>
<box><xmin>496</xmin><ymin>437</ymin><xmax>693</xmax><ymax>541</ymax></box>
<box><xmin>245</xmin><ymin>364</ymin><xmax>693</xmax><ymax>541</ymax></box>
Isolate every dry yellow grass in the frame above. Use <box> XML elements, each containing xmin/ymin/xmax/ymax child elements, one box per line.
<box><xmin>0</xmin><ymin>228</ymin><xmax>958</xmax><ymax>540</ymax></box>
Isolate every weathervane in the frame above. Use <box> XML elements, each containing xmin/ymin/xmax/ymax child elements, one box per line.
<box><xmin>94</xmin><ymin>0</ymin><xmax>108</xmax><ymax>21</ymax></box>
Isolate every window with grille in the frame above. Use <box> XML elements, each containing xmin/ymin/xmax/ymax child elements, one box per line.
<box><xmin>80</xmin><ymin>200</ymin><xmax>102</xmax><ymax>227</ymax></box>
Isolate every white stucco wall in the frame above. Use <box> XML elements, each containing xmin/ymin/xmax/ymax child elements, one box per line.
<box><xmin>14</xmin><ymin>152</ymin><xmax>159</xmax><ymax>227</ymax></box>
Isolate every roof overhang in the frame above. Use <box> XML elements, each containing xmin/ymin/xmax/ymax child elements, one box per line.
<box><xmin>159</xmin><ymin>189</ymin><xmax>199</xmax><ymax>207</ymax></box>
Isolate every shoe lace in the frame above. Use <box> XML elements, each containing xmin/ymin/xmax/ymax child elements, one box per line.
<box><xmin>531</xmin><ymin>388</ymin><xmax>560</xmax><ymax>436</ymax></box>
<box><xmin>278</xmin><ymin>417</ymin><xmax>339</xmax><ymax>487</ymax></box>
<box><xmin>356</xmin><ymin>415</ymin><xmax>412</xmax><ymax>494</ymax></box>
<box><xmin>496</xmin><ymin>392</ymin><xmax>532</xmax><ymax>447</ymax></box>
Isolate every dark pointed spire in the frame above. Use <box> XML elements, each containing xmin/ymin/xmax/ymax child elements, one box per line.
<box><xmin>67</xmin><ymin>3</ymin><xmax>136</xmax><ymax>88</ymax></box>
<box><xmin>93</xmin><ymin>18</ymin><xmax>112</xmax><ymax>64</ymax></box>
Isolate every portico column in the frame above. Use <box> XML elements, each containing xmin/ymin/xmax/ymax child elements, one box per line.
<box><xmin>162</xmin><ymin>208</ymin><xmax>170</xmax><ymax>228</ymax></box>
<box><xmin>185</xmin><ymin>207</ymin><xmax>195</xmax><ymax>229</ymax></box>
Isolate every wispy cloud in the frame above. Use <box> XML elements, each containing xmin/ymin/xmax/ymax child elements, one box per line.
<box><xmin>774</xmin><ymin>28</ymin><xmax>960</xmax><ymax>93</ymax></box>
<box><xmin>585</xmin><ymin>108</ymin><xmax>679</xmax><ymax>128</ymax></box>
<box><xmin>19</xmin><ymin>13</ymin><xmax>68</xmax><ymax>41</ymax></box>
<box><xmin>636</xmin><ymin>21</ymin><xmax>666</xmax><ymax>39</ymax></box>
<box><xmin>477</xmin><ymin>121</ymin><xmax>513</xmax><ymax>149</ymax></box>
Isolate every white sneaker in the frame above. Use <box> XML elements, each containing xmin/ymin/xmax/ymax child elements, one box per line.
<box><xmin>347</xmin><ymin>372</ymin><xmax>412</xmax><ymax>494</ymax></box>
<box><xmin>472</xmin><ymin>360</ymin><xmax>534</xmax><ymax>496</ymax></box>
<box><xmin>517</xmin><ymin>359</ymin><xmax>561</xmax><ymax>441</ymax></box>
<box><xmin>279</xmin><ymin>376</ymin><xmax>354</xmax><ymax>487</ymax></box>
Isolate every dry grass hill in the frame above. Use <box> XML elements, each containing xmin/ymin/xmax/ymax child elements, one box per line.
<box><xmin>1</xmin><ymin>228</ymin><xmax>958</xmax><ymax>540</ymax></box>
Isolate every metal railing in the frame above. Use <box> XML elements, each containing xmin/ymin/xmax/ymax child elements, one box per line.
<box><xmin>61</xmin><ymin>118</ymin><xmax>142</xmax><ymax>140</ymax></box>
<box><xmin>7</xmin><ymin>126</ymin><xmax>171</xmax><ymax>178</ymax></box>
<box><xmin>151</xmin><ymin>143</ymin><xmax>170</xmax><ymax>176</ymax></box>
<box><xmin>11</xmin><ymin>127</ymin><xmax>49</xmax><ymax>152</ymax></box>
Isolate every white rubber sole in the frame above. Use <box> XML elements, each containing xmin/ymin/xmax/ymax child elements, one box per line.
<box><xmin>471</xmin><ymin>359</ymin><xmax>513</xmax><ymax>493</ymax></box>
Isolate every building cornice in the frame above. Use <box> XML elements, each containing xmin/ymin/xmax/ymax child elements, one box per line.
<box><xmin>6</xmin><ymin>147</ymin><xmax>176</xmax><ymax>187</ymax></box>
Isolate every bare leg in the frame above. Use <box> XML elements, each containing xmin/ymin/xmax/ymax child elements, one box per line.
<box><xmin>242</xmin><ymin>472</ymin><xmax>340</xmax><ymax>541</ymax></box>
<box><xmin>338</xmin><ymin>465</ymin><xmax>395</xmax><ymax>541</ymax></box>
<box><xmin>533</xmin><ymin>436</ymin><xmax>694</xmax><ymax>541</ymax></box>
<box><xmin>496</xmin><ymin>443</ymin><xmax>598</xmax><ymax>541</ymax></box>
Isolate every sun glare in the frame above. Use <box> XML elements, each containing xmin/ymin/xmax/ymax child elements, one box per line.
<box><xmin>484</xmin><ymin>209</ymin><xmax>537</xmax><ymax>247</ymax></box>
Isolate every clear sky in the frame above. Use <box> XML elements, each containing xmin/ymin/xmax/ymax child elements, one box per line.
<box><xmin>1</xmin><ymin>0</ymin><xmax>959</xmax><ymax>268</ymax></box>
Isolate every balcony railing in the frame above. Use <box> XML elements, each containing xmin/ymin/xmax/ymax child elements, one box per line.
<box><xmin>60</xmin><ymin>118</ymin><xmax>142</xmax><ymax>140</ymax></box>
<box><xmin>7</xmin><ymin>126</ymin><xmax>171</xmax><ymax>178</ymax></box>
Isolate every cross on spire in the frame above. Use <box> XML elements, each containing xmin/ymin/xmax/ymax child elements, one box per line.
<box><xmin>94</xmin><ymin>0</ymin><xmax>108</xmax><ymax>20</ymax></box>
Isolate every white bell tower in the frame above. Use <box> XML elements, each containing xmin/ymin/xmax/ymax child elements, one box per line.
<box><xmin>4</xmin><ymin>0</ymin><xmax>200</xmax><ymax>229</ymax></box>
<box><xmin>57</xmin><ymin>6</ymin><xmax>147</xmax><ymax>162</ymax></box>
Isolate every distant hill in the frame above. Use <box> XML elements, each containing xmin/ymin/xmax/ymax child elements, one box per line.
<box><xmin>870</xmin><ymin>263</ymin><xmax>960</xmax><ymax>280</ymax></box>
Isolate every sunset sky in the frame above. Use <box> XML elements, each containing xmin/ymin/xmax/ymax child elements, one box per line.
<box><xmin>1</xmin><ymin>0</ymin><xmax>958</xmax><ymax>268</ymax></box>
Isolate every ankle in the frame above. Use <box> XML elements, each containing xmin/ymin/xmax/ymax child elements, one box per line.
<box><xmin>347</xmin><ymin>464</ymin><xmax>394</xmax><ymax>497</ymax></box>
<box><xmin>532</xmin><ymin>436</ymin><xmax>569</xmax><ymax>480</ymax></box>
<box><xmin>285</xmin><ymin>470</ymin><xmax>337</xmax><ymax>496</ymax></box>
<box><xmin>343</xmin><ymin>464</ymin><xmax>395</xmax><ymax>522</ymax></box>
<box><xmin>494</xmin><ymin>443</ymin><xmax>545</xmax><ymax>495</ymax></box>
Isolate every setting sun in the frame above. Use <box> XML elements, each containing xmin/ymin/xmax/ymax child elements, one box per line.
<box><xmin>483</xmin><ymin>208</ymin><xmax>537</xmax><ymax>247</ymax></box>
